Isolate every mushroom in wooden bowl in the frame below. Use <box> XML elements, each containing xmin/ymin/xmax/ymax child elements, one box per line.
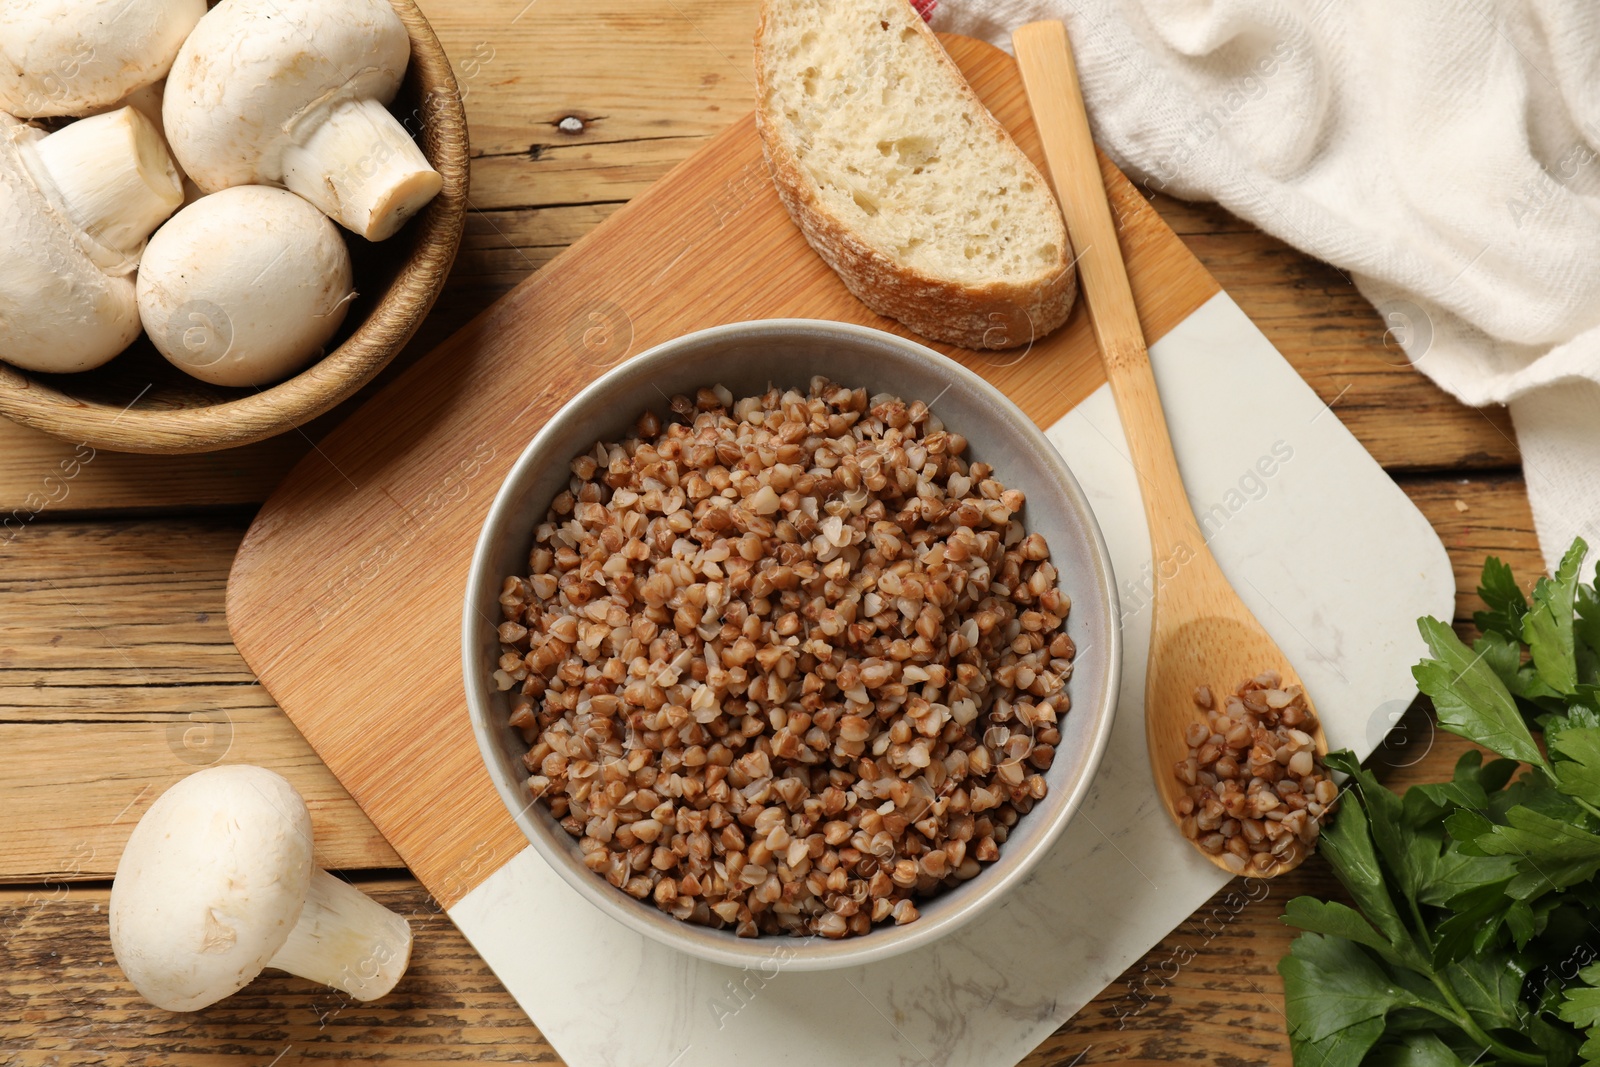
<box><xmin>0</xmin><ymin>0</ymin><xmax>469</xmax><ymax>454</ymax></box>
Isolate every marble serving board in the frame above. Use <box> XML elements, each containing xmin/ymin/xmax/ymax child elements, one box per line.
<box><xmin>227</xmin><ymin>33</ymin><xmax>1455</xmax><ymax>1067</ymax></box>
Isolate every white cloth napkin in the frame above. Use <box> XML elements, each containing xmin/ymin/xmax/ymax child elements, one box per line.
<box><xmin>928</xmin><ymin>0</ymin><xmax>1600</xmax><ymax>570</ymax></box>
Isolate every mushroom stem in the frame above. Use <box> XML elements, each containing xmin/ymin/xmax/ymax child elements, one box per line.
<box><xmin>26</xmin><ymin>107</ymin><xmax>183</xmax><ymax>272</ymax></box>
<box><xmin>281</xmin><ymin>96</ymin><xmax>443</xmax><ymax>242</ymax></box>
<box><xmin>265</xmin><ymin>869</ymin><xmax>413</xmax><ymax>1002</ymax></box>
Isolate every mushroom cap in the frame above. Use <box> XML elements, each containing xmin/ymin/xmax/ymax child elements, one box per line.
<box><xmin>109</xmin><ymin>765</ymin><xmax>315</xmax><ymax>1013</ymax></box>
<box><xmin>0</xmin><ymin>122</ymin><xmax>141</xmax><ymax>373</ymax></box>
<box><xmin>137</xmin><ymin>186</ymin><xmax>355</xmax><ymax>387</ymax></box>
<box><xmin>163</xmin><ymin>0</ymin><xmax>411</xmax><ymax>192</ymax></box>
<box><xmin>0</xmin><ymin>0</ymin><xmax>206</xmax><ymax>118</ymax></box>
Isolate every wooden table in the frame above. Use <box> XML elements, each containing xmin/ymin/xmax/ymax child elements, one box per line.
<box><xmin>0</xmin><ymin>2</ymin><xmax>1539</xmax><ymax>1063</ymax></box>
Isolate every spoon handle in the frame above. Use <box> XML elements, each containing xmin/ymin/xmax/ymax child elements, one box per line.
<box><xmin>1014</xmin><ymin>21</ymin><xmax>1202</xmax><ymax>563</ymax></box>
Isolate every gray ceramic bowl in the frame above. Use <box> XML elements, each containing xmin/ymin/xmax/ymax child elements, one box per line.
<box><xmin>464</xmin><ymin>319</ymin><xmax>1120</xmax><ymax>970</ymax></box>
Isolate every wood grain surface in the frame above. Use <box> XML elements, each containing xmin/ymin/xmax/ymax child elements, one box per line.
<box><xmin>0</xmin><ymin>1</ymin><xmax>1539</xmax><ymax>1064</ymax></box>
<box><xmin>0</xmin><ymin>733</ymin><xmax>1502</xmax><ymax>1067</ymax></box>
<box><xmin>224</xmin><ymin>32</ymin><xmax>1221</xmax><ymax>912</ymax></box>
<box><xmin>0</xmin><ymin>519</ymin><xmax>401</xmax><ymax>883</ymax></box>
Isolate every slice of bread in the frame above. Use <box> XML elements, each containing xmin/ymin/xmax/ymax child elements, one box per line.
<box><xmin>754</xmin><ymin>0</ymin><xmax>1076</xmax><ymax>350</ymax></box>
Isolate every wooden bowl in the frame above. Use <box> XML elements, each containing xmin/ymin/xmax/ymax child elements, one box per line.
<box><xmin>0</xmin><ymin>0</ymin><xmax>469</xmax><ymax>454</ymax></box>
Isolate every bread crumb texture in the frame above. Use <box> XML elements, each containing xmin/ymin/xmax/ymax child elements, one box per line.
<box><xmin>759</xmin><ymin>0</ymin><xmax>1063</xmax><ymax>284</ymax></box>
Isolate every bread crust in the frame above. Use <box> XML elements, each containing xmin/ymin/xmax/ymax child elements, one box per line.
<box><xmin>754</xmin><ymin>0</ymin><xmax>1077</xmax><ymax>350</ymax></box>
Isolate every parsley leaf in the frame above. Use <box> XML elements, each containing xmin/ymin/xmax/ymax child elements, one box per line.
<box><xmin>1366</xmin><ymin>1033</ymin><xmax>1471</xmax><ymax>1066</ymax></box>
<box><xmin>1562</xmin><ymin>986</ymin><xmax>1600</xmax><ymax>1029</ymax></box>
<box><xmin>1479</xmin><ymin>629</ymin><xmax>1568</xmax><ymax>710</ymax></box>
<box><xmin>1291</xmin><ymin>1016</ymin><xmax>1388</xmax><ymax>1067</ymax></box>
<box><xmin>1545</xmin><ymin>703</ymin><xmax>1600</xmax><ymax>752</ymax></box>
<box><xmin>1551</xmin><ymin>728</ymin><xmax>1600</xmax><ymax>806</ymax></box>
<box><xmin>1432</xmin><ymin>878</ymin><xmax>1518</xmax><ymax>961</ymax></box>
<box><xmin>1414</xmin><ymin>617</ymin><xmax>1549</xmax><ymax>770</ymax></box>
<box><xmin>1314</xmin><ymin>767</ymin><xmax>1413</xmax><ymax>948</ymax></box>
<box><xmin>1524</xmin><ymin>539</ymin><xmax>1588</xmax><ymax>696</ymax></box>
<box><xmin>1469</xmin><ymin>806</ymin><xmax>1600</xmax><ymax>898</ymax></box>
<box><xmin>1576</xmin><ymin>574</ymin><xmax>1600</xmax><ymax>684</ymax></box>
<box><xmin>1529</xmin><ymin>1011</ymin><xmax>1584</xmax><ymax>1067</ymax></box>
<box><xmin>1447</xmin><ymin>949</ymin><xmax>1527</xmax><ymax>1032</ymax></box>
<box><xmin>1280</xmin><ymin>933</ymin><xmax>1416</xmax><ymax>1040</ymax></box>
<box><xmin>1279</xmin><ymin>539</ymin><xmax>1600</xmax><ymax>1067</ymax></box>
<box><xmin>1283</xmin><ymin>897</ymin><xmax>1408</xmax><ymax>966</ymax></box>
<box><xmin>1476</xmin><ymin>555</ymin><xmax>1531</xmax><ymax>640</ymax></box>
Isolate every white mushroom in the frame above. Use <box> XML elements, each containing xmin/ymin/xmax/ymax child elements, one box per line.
<box><xmin>137</xmin><ymin>186</ymin><xmax>355</xmax><ymax>387</ymax></box>
<box><xmin>86</xmin><ymin>81</ymin><xmax>206</xmax><ymax>205</ymax></box>
<box><xmin>0</xmin><ymin>106</ymin><xmax>183</xmax><ymax>373</ymax></box>
<box><xmin>164</xmin><ymin>0</ymin><xmax>443</xmax><ymax>241</ymax></box>
<box><xmin>110</xmin><ymin>765</ymin><xmax>412</xmax><ymax>1013</ymax></box>
<box><xmin>0</xmin><ymin>0</ymin><xmax>206</xmax><ymax>118</ymax></box>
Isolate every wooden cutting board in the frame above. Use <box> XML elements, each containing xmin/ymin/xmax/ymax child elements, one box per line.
<box><xmin>227</xmin><ymin>34</ymin><xmax>1218</xmax><ymax>909</ymax></box>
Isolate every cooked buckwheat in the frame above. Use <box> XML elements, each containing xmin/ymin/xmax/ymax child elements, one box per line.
<box><xmin>495</xmin><ymin>379</ymin><xmax>1075</xmax><ymax>938</ymax></box>
<box><xmin>1174</xmin><ymin>672</ymin><xmax>1336</xmax><ymax>876</ymax></box>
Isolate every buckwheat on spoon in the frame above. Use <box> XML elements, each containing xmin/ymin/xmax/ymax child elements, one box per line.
<box><xmin>1174</xmin><ymin>674</ymin><xmax>1338</xmax><ymax>876</ymax></box>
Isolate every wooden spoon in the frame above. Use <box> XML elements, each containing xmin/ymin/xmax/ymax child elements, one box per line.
<box><xmin>1013</xmin><ymin>20</ymin><xmax>1328</xmax><ymax>876</ymax></box>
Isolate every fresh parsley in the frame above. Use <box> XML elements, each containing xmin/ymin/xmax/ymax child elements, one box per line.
<box><xmin>1281</xmin><ymin>538</ymin><xmax>1600</xmax><ymax>1066</ymax></box>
